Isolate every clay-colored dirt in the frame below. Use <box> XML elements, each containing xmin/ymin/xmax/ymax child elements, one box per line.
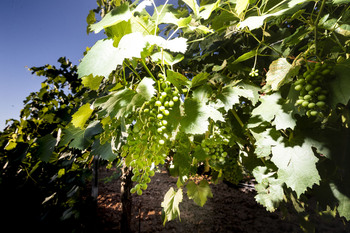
<box><xmin>95</xmin><ymin>167</ymin><xmax>349</xmax><ymax>233</ymax></box>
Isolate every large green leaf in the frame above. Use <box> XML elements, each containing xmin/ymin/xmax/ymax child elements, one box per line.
<box><xmin>90</xmin><ymin>3</ymin><xmax>132</xmax><ymax>33</ymax></box>
<box><xmin>35</xmin><ymin>134</ymin><xmax>57</xmax><ymax>162</ymax></box>
<box><xmin>91</xmin><ymin>139</ymin><xmax>117</xmax><ymax>161</ymax></box>
<box><xmin>264</xmin><ymin>58</ymin><xmax>296</xmax><ymax>92</ymax></box>
<box><xmin>94</xmin><ymin>88</ymin><xmax>136</xmax><ymax>119</ymax></box>
<box><xmin>81</xmin><ymin>74</ymin><xmax>104</xmax><ymax>91</ymax></box>
<box><xmin>217</xmin><ymin>83</ymin><xmax>258</xmax><ymax>111</ymax></box>
<box><xmin>330</xmin><ymin>183</ymin><xmax>350</xmax><ymax>220</ymax></box>
<box><xmin>161</xmin><ymin>187</ymin><xmax>183</xmax><ymax>225</ymax></box>
<box><xmin>166</xmin><ymin>70</ymin><xmax>190</xmax><ymax>91</ymax></box>
<box><xmin>186</xmin><ymin>180</ymin><xmax>213</xmax><ymax>207</ymax></box>
<box><xmin>252</xmin><ymin>92</ymin><xmax>296</xmax><ymax>130</ymax></box>
<box><xmin>329</xmin><ymin>59</ymin><xmax>350</xmax><ymax>106</ymax></box>
<box><xmin>238</xmin><ymin>0</ymin><xmax>306</xmax><ymax>30</ymax></box>
<box><xmin>253</xmin><ymin>166</ymin><xmax>284</xmax><ymax>212</ymax></box>
<box><xmin>180</xmin><ymin>99</ymin><xmax>224</xmax><ymax>135</ymax></box>
<box><xmin>182</xmin><ymin>0</ymin><xmax>199</xmax><ymax>15</ymax></box>
<box><xmin>271</xmin><ymin>141</ymin><xmax>321</xmax><ymax>197</ymax></box>
<box><xmin>235</xmin><ymin>0</ymin><xmax>249</xmax><ymax>16</ymax></box>
<box><xmin>78</xmin><ymin>39</ymin><xmax>123</xmax><ymax>78</ymax></box>
<box><xmin>60</xmin><ymin>121</ymin><xmax>103</xmax><ymax>150</ymax></box>
<box><xmin>71</xmin><ymin>103</ymin><xmax>94</xmax><ymax>129</ymax></box>
<box><xmin>251</xmin><ymin>128</ymin><xmax>281</xmax><ymax>158</ymax></box>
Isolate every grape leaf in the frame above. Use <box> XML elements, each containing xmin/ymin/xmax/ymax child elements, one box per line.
<box><xmin>71</xmin><ymin>103</ymin><xmax>94</xmax><ymax>129</ymax></box>
<box><xmin>271</xmin><ymin>142</ymin><xmax>321</xmax><ymax>197</ymax></box>
<box><xmin>252</xmin><ymin>92</ymin><xmax>296</xmax><ymax>130</ymax></box>
<box><xmin>217</xmin><ymin>83</ymin><xmax>257</xmax><ymax>111</ymax></box>
<box><xmin>186</xmin><ymin>180</ymin><xmax>213</xmax><ymax>207</ymax></box>
<box><xmin>238</xmin><ymin>0</ymin><xmax>306</xmax><ymax>30</ymax></box>
<box><xmin>253</xmin><ymin>166</ymin><xmax>284</xmax><ymax>212</ymax></box>
<box><xmin>199</xmin><ymin>0</ymin><xmax>220</xmax><ymax>20</ymax></box>
<box><xmin>264</xmin><ymin>58</ymin><xmax>294</xmax><ymax>92</ymax></box>
<box><xmin>91</xmin><ymin>139</ymin><xmax>117</xmax><ymax>161</ymax></box>
<box><xmin>166</xmin><ymin>70</ymin><xmax>190</xmax><ymax>91</ymax></box>
<box><xmin>90</xmin><ymin>3</ymin><xmax>132</xmax><ymax>33</ymax></box>
<box><xmin>332</xmin><ymin>0</ymin><xmax>350</xmax><ymax>4</ymax></box>
<box><xmin>330</xmin><ymin>183</ymin><xmax>350</xmax><ymax>220</ymax></box>
<box><xmin>180</xmin><ymin>99</ymin><xmax>224</xmax><ymax>135</ymax></box>
<box><xmin>94</xmin><ymin>89</ymin><xmax>136</xmax><ymax>119</ymax></box>
<box><xmin>60</xmin><ymin>121</ymin><xmax>103</xmax><ymax>150</ymax></box>
<box><xmin>78</xmin><ymin>39</ymin><xmax>123</xmax><ymax>79</ymax></box>
<box><xmin>35</xmin><ymin>134</ymin><xmax>57</xmax><ymax>162</ymax></box>
<box><xmin>235</xmin><ymin>0</ymin><xmax>249</xmax><ymax>17</ymax></box>
<box><xmin>191</xmin><ymin>72</ymin><xmax>210</xmax><ymax>88</ymax></box>
<box><xmin>81</xmin><ymin>74</ymin><xmax>104</xmax><ymax>91</ymax></box>
<box><xmin>329</xmin><ymin>59</ymin><xmax>350</xmax><ymax>106</ymax></box>
<box><xmin>161</xmin><ymin>187</ymin><xmax>183</xmax><ymax>225</ymax></box>
<box><xmin>182</xmin><ymin>0</ymin><xmax>199</xmax><ymax>15</ymax></box>
<box><xmin>251</xmin><ymin>128</ymin><xmax>281</xmax><ymax>158</ymax></box>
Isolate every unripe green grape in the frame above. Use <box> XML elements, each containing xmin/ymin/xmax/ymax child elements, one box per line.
<box><xmin>302</xmin><ymin>101</ymin><xmax>309</xmax><ymax>107</ymax></box>
<box><xmin>157</xmin><ymin>127</ymin><xmax>163</xmax><ymax>133</ymax></box>
<box><xmin>310</xmin><ymin>110</ymin><xmax>318</xmax><ymax>116</ymax></box>
<box><xmin>308</xmin><ymin>90</ymin><xmax>315</xmax><ymax>95</ymax></box>
<box><xmin>135</xmin><ymin>184</ymin><xmax>141</xmax><ymax>190</ymax></box>
<box><xmin>137</xmin><ymin>189</ymin><xmax>143</xmax><ymax>195</ymax></box>
<box><xmin>308</xmin><ymin>103</ymin><xmax>316</xmax><ymax>108</ymax></box>
<box><xmin>294</xmin><ymin>84</ymin><xmax>303</xmax><ymax>91</ymax></box>
<box><xmin>173</xmin><ymin>89</ymin><xmax>179</xmax><ymax>96</ymax></box>
<box><xmin>159</xmin><ymin>106</ymin><xmax>165</xmax><ymax>111</ymax></box>
<box><xmin>164</xmin><ymin>101</ymin><xmax>169</xmax><ymax>107</ymax></box>
<box><xmin>149</xmin><ymin>170</ymin><xmax>155</xmax><ymax>177</ymax></box>
<box><xmin>168</xmin><ymin>100</ymin><xmax>174</xmax><ymax>107</ymax></box>
<box><xmin>314</xmin><ymin>87</ymin><xmax>322</xmax><ymax>93</ymax></box>
<box><xmin>131</xmin><ymin>175</ymin><xmax>138</xmax><ymax>182</ymax></box>
<box><xmin>155</xmin><ymin>100</ymin><xmax>162</xmax><ymax>107</ymax></box>
<box><xmin>173</xmin><ymin>96</ymin><xmax>179</xmax><ymax>102</ymax></box>
<box><xmin>321</xmin><ymin>69</ymin><xmax>331</xmax><ymax>76</ymax></box>
<box><xmin>316</xmin><ymin>101</ymin><xmax>326</xmax><ymax>107</ymax></box>
<box><xmin>162</xmin><ymin>120</ymin><xmax>168</xmax><ymax>126</ymax></box>
<box><xmin>141</xmin><ymin>184</ymin><xmax>148</xmax><ymax>190</ymax></box>
<box><xmin>311</xmin><ymin>80</ymin><xmax>318</xmax><ymax>86</ymax></box>
<box><xmin>161</xmin><ymin>92</ymin><xmax>167</xmax><ymax>97</ymax></box>
<box><xmin>295</xmin><ymin>79</ymin><xmax>305</xmax><ymax>85</ymax></box>
<box><xmin>304</xmin><ymin>94</ymin><xmax>312</xmax><ymax>100</ymax></box>
<box><xmin>159</xmin><ymin>139</ymin><xmax>165</xmax><ymax>145</ymax></box>
<box><xmin>318</xmin><ymin>95</ymin><xmax>326</xmax><ymax>101</ymax></box>
<box><xmin>130</xmin><ymin>188</ymin><xmax>137</xmax><ymax>194</ymax></box>
<box><xmin>305</xmin><ymin>84</ymin><xmax>313</xmax><ymax>91</ymax></box>
<box><xmin>296</xmin><ymin>99</ymin><xmax>304</xmax><ymax>105</ymax></box>
<box><xmin>144</xmin><ymin>108</ymin><xmax>150</xmax><ymax>113</ymax></box>
<box><xmin>157</xmin><ymin>113</ymin><xmax>163</xmax><ymax>119</ymax></box>
<box><xmin>163</xmin><ymin>109</ymin><xmax>170</xmax><ymax>116</ymax></box>
<box><xmin>305</xmin><ymin>75</ymin><xmax>313</xmax><ymax>82</ymax></box>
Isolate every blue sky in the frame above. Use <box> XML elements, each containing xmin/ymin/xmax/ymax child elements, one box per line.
<box><xmin>0</xmin><ymin>0</ymin><xmax>104</xmax><ymax>130</ymax></box>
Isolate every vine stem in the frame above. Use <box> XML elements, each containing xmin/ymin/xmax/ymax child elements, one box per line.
<box><xmin>314</xmin><ymin>0</ymin><xmax>326</xmax><ymax>59</ymax></box>
<box><xmin>140</xmin><ymin>58</ymin><xmax>156</xmax><ymax>81</ymax></box>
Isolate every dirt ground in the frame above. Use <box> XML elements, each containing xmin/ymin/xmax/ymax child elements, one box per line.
<box><xmin>94</xmin><ymin>167</ymin><xmax>350</xmax><ymax>233</ymax></box>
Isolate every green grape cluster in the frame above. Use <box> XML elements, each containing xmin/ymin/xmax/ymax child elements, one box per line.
<box><xmin>201</xmin><ymin>134</ymin><xmax>229</xmax><ymax>164</ymax></box>
<box><xmin>222</xmin><ymin>155</ymin><xmax>242</xmax><ymax>185</ymax></box>
<box><xmin>294</xmin><ymin>62</ymin><xmax>334</xmax><ymax>117</ymax></box>
<box><xmin>200</xmin><ymin>126</ymin><xmax>242</xmax><ymax>184</ymax></box>
<box><xmin>121</xmin><ymin>76</ymin><xmax>180</xmax><ymax>195</ymax></box>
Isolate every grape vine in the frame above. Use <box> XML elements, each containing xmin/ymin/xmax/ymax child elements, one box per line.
<box><xmin>1</xmin><ymin>0</ymin><xmax>350</xmax><ymax>231</ymax></box>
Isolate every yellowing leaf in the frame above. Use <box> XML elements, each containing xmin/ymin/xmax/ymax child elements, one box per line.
<box><xmin>81</xmin><ymin>74</ymin><xmax>104</xmax><ymax>91</ymax></box>
<box><xmin>235</xmin><ymin>0</ymin><xmax>249</xmax><ymax>17</ymax></box>
<box><xmin>71</xmin><ymin>103</ymin><xmax>94</xmax><ymax>129</ymax></box>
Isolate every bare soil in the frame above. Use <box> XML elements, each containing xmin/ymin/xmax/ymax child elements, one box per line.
<box><xmin>94</xmin><ymin>167</ymin><xmax>350</xmax><ymax>233</ymax></box>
